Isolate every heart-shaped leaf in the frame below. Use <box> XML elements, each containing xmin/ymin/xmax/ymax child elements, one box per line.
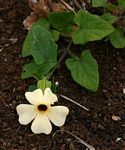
<box><xmin>21</xmin><ymin>60</ymin><xmax>55</xmax><ymax>80</ymax></box>
<box><xmin>66</xmin><ymin>50</ymin><xmax>99</xmax><ymax>92</ymax></box>
<box><xmin>48</xmin><ymin>11</ymin><xmax>75</xmax><ymax>33</ymax></box>
<box><xmin>100</xmin><ymin>13</ymin><xmax>117</xmax><ymax>24</ymax></box>
<box><xmin>72</xmin><ymin>10</ymin><xmax>114</xmax><ymax>44</ymax></box>
<box><xmin>22</xmin><ymin>25</ymin><xmax>57</xmax><ymax>65</ymax></box>
<box><xmin>109</xmin><ymin>28</ymin><xmax>125</xmax><ymax>48</ymax></box>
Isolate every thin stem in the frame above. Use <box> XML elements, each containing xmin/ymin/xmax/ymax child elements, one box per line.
<box><xmin>67</xmin><ymin>48</ymin><xmax>79</xmax><ymax>60</ymax></box>
<box><xmin>52</xmin><ymin>129</ymin><xmax>95</xmax><ymax>150</ymax></box>
<box><xmin>46</xmin><ymin>50</ymin><xmax>67</xmax><ymax>80</ymax></box>
<box><xmin>46</xmin><ymin>40</ymin><xmax>72</xmax><ymax>80</ymax></box>
<box><xmin>57</xmin><ymin>48</ymin><xmax>65</xmax><ymax>54</ymax></box>
<box><xmin>61</xmin><ymin>0</ymin><xmax>76</xmax><ymax>14</ymax></box>
<box><xmin>72</xmin><ymin>0</ymin><xmax>83</xmax><ymax>10</ymax></box>
<box><xmin>63</xmin><ymin>130</ymin><xmax>95</xmax><ymax>150</ymax></box>
<box><xmin>60</xmin><ymin>94</ymin><xmax>89</xmax><ymax>111</ymax></box>
<box><xmin>32</xmin><ymin>75</ymin><xmax>39</xmax><ymax>80</ymax></box>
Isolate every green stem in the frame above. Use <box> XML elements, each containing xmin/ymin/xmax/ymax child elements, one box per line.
<box><xmin>46</xmin><ymin>40</ymin><xmax>72</xmax><ymax>80</ymax></box>
<box><xmin>67</xmin><ymin>49</ymin><xmax>79</xmax><ymax>60</ymax></box>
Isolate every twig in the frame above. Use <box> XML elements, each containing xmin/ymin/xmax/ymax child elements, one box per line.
<box><xmin>72</xmin><ymin>0</ymin><xmax>83</xmax><ymax>10</ymax></box>
<box><xmin>61</xmin><ymin>0</ymin><xmax>76</xmax><ymax>14</ymax></box>
<box><xmin>53</xmin><ymin>129</ymin><xmax>95</xmax><ymax>150</ymax></box>
<box><xmin>60</xmin><ymin>94</ymin><xmax>89</xmax><ymax>111</ymax></box>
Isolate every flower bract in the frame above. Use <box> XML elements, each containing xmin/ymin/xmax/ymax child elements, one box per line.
<box><xmin>16</xmin><ymin>88</ymin><xmax>69</xmax><ymax>134</ymax></box>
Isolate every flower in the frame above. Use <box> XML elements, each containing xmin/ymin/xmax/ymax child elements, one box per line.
<box><xmin>16</xmin><ymin>88</ymin><xmax>69</xmax><ymax>134</ymax></box>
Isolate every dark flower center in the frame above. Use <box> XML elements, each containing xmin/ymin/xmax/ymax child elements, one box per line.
<box><xmin>38</xmin><ymin>104</ymin><xmax>48</xmax><ymax>111</ymax></box>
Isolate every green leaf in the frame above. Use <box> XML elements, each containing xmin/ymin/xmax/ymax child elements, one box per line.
<box><xmin>51</xmin><ymin>30</ymin><xmax>60</xmax><ymax>41</ymax></box>
<box><xmin>72</xmin><ymin>10</ymin><xmax>114</xmax><ymax>44</ymax></box>
<box><xmin>109</xmin><ymin>28</ymin><xmax>125</xmax><ymax>48</ymax></box>
<box><xmin>31</xmin><ymin>26</ymin><xmax>57</xmax><ymax>64</ymax></box>
<box><xmin>100</xmin><ymin>13</ymin><xmax>117</xmax><ymax>24</ymax></box>
<box><xmin>65</xmin><ymin>50</ymin><xmax>99</xmax><ymax>92</ymax></box>
<box><xmin>37</xmin><ymin>78</ymin><xmax>52</xmax><ymax>92</ymax></box>
<box><xmin>92</xmin><ymin>0</ymin><xmax>107</xmax><ymax>7</ymax></box>
<box><xmin>22</xmin><ymin>19</ymin><xmax>50</xmax><ymax>57</ymax></box>
<box><xmin>48</xmin><ymin>11</ymin><xmax>75</xmax><ymax>33</ymax></box>
<box><xmin>105</xmin><ymin>3</ymin><xmax>117</xmax><ymax>12</ymax></box>
<box><xmin>21</xmin><ymin>60</ymin><xmax>55</xmax><ymax>79</ymax></box>
<box><xmin>22</xmin><ymin>25</ymin><xmax>57</xmax><ymax>65</ymax></box>
<box><xmin>22</xmin><ymin>30</ymin><xmax>33</xmax><ymax>57</ymax></box>
<box><xmin>118</xmin><ymin>0</ymin><xmax>125</xmax><ymax>9</ymax></box>
<box><xmin>34</xmin><ymin>18</ymin><xmax>50</xmax><ymax>29</ymax></box>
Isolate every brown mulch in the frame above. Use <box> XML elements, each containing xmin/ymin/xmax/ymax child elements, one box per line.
<box><xmin>0</xmin><ymin>0</ymin><xmax>125</xmax><ymax>149</ymax></box>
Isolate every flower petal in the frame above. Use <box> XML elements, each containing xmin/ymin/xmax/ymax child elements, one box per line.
<box><xmin>16</xmin><ymin>104</ymin><xmax>36</xmax><ymax>125</ymax></box>
<box><xmin>43</xmin><ymin>88</ymin><xmax>58</xmax><ymax>104</ymax></box>
<box><xmin>25</xmin><ymin>89</ymin><xmax>43</xmax><ymax>105</ymax></box>
<box><xmin>31</xmin><ymin>114</ymin><xmax>52</xmax><ymax>134</ymax></box>
<box><xmin>48</xmin><ymin>106</ymin><xmax>69</xmax><ymax>126</ymax></box>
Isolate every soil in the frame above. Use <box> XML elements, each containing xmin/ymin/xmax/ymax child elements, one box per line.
<box><xmin>0</xmin><ymin>0</ymin><xmax>125</xmax><ymax>150</ymax></box>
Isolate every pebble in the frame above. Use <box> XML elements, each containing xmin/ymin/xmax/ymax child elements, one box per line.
<box><xmin>10</xmin><ymin>38</ymin><xmax>18</xmax><ymax>44</ymax></box>
<box><xmin>102</xmin><ymin>89</ymin><xmax>108</xmax><ymax>93</ymax></box>
<box><xmin>0</xmin><ymin>19</ymin><xmax>3</xmax><ymax>22</ymax></box>
<box><xmin>0</xmin><ymin>48</ymin><xmax>3</xmax><ymax>52</ymax></box>
<box><xmin>112</xmin><ymin>115</ymin><xmax>121</xmax><ymax>121</ymax></box>
<box><xmin>116</xmin><ymin>137</ymin><xmax>122</xmax><ymax>142</ymax></box>
<box><xmin>123</xmin><ymin>88</ymin><xmax>125</xmax><ymax>94</ymax></box>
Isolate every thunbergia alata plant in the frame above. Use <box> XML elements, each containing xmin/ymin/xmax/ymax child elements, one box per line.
<box><xmin>17</xmin><ymin>0</ymin><xmax>125</xmax><ymax>138</ymax></box>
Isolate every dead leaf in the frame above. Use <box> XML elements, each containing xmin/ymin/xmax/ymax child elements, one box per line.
<box><xmin>61</xmin><ymin>0</ymin><xmax>75</xmax><ymax>14</ymax></box>
<box><xmin>48</xmin><ymin>0</ymin><xmax>67</xmax><ymax>12</ymax></box>
<box><xmin>29</xmin><ymin>0</ymin><xmax>50</xmax><ymax>18</ymax></box>
<box><xmin>23</xmin><ymin>12</ymin><xmax>38</xmax><ymax>30</ymax></box>
<box><xmin>24</xmin><ymin>0</ymin><xmax>71</xmax><ymax>29</ymax></box>
<box><xmin>29</xmin><ymin>0</ymin><xmax>69</xmax><ymax>17</ymax></box>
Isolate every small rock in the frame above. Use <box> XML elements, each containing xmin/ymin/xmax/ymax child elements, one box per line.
<box><xmin>10</xmin><ymin>38</ymin><xmax>18</xmax><ymax>44</ymax></box>
<box><xmin>112</xmin><ymin>115</ymin><xmax>121</xmax><ymax>121</ymax></box>
<box><xmin>0</xmin><ymin>48</ymin><xmax>3</xmax><ymax>52</ymax></box>
<box><xmin>0</xmin><ymin>19</ymin><xmax>3</xmax><ymax>23</ymax></box>
<box><xmin>113</xmin><ymin>66</ymin><xmax>117</xmax><ymax>70</ymax></box>
<box><xmin>123</xmin><ymin>88</ymin><xmax>125</xmax><ymax>94</ymax></box>
<box><xmin>116</xmin><ymin>137</ymin><xmax>122</xmax><ymax>142</ymax></box>
<box><xmin>102</xmin><ymin>89</ymin><xmax>108</xmax><ymax>93</ymax></box>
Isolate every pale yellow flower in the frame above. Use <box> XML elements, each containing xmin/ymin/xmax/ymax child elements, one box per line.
<box><xmin>16</xmin><ymin>88</ymin><xmax>69</xmax><ymax>134</ymax></box>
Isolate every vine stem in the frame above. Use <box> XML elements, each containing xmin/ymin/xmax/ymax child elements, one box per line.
<box><xmin>46</xmin><ymin>40</ymin><xmax>72</xmax><ymax>80</ymax></box>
